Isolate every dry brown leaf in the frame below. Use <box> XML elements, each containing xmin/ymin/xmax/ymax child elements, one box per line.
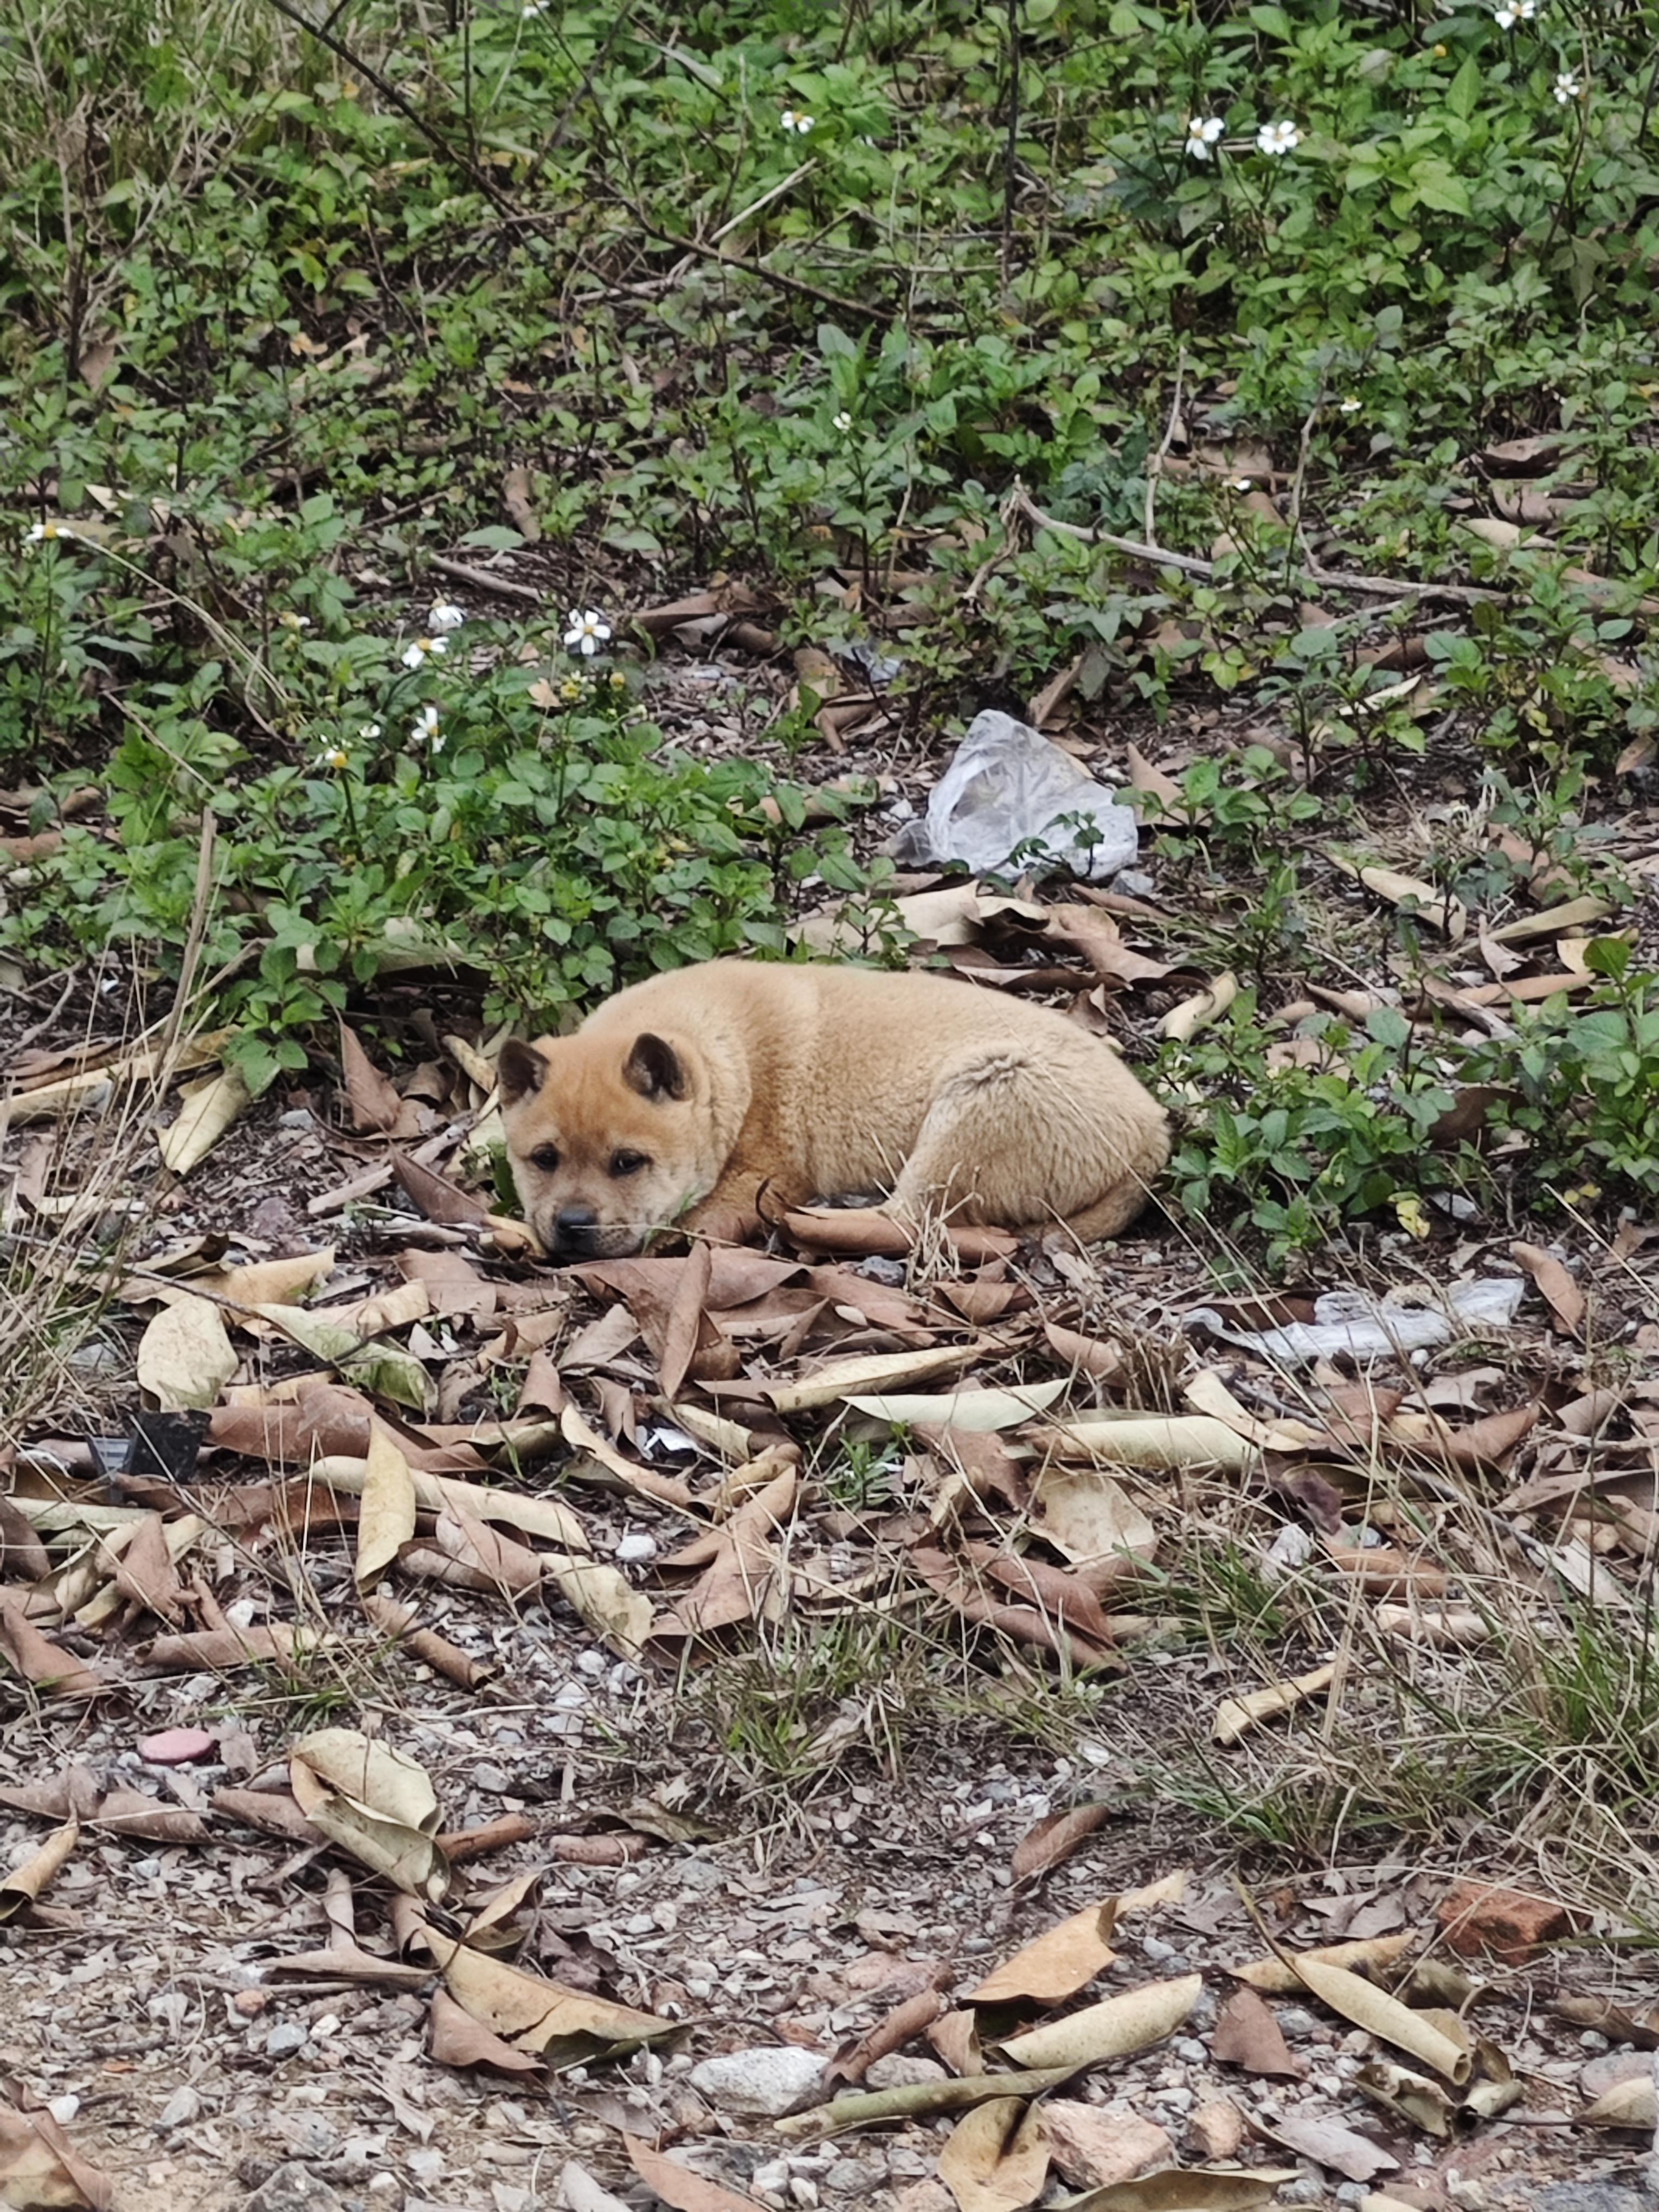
<box><xmin>1268</xmin><ymin>2112</ymin><xmax>1396</xmax><ymax>2182</ymax></box>
<box><xmin>428</xmin><ymin>1986</ymin><xmax>543</xmax><ymax>2074</ymax></box>
<box><xmin>0</xmin><ymin>2102</ymin><xmax>114</xmax><ymax>2210</ymax></box>
<box><xmin>1062</xmin><ymin>2172</ymin><xmax>1294</xmax><ymax>2212</ymax></box>
<box><xmin>1212</xmin><ymin>1664</ymin><xmax>1337</xmax><ymax>1747</ymax></box>
<box><xmin>999</xmin><ymin>1973</ymin><xmax>1201</xmax><ymax>2069</ymax></box>
<box><xmin>938</xmin><ymin>2097</ymin><xmax>1049</xmax><ymax>2212</ymax></box>
<box><xmin>1041</xmin><ymin>1321</ymin><xmax>1124</xmax><ymax>1383</ymax></box>
<box><xmin>0</xmin><ymin>1597</ymin><xmax>104</xmax><ymax>1700</ymax></box>
<box><xmin>1208</xmin><ymin>1986</ymin><xmax>1302</xmax><ymax>2077</ymax></box>
<box><xmin>338</xmin><ymin>1021</ymin><xmax>404</xmax><ymax>1132</ymax></box>
<box><xmin>1354</xmin><ymin>865</ymin><xmax>1467</xmax><ymax>941</ymax></box>
<box><xmin>1009</xmin><ymin>1804</ymin><xmax>1114</xmax><ymax>1883</ymax></box>
<box><xmin>1581</xmin><ymin>2074</ymin><xmax>1657</xmax><ymax>2127</ymax></box>
<box><xmin>1509</xmin><ymin>1241</ymin><xmax>1585</xmax><ymax>1337</ymax></box>
<box><xmin>418</xmin><ymin>1921</ymin><xmax>673</xmax><ymax>2063</ymax></box>
<box><xmin>156</xmin><ymin>1064</ymin><xmax>252</xmax><ymax>1174</ymax></box>
<box><xmin>969</xmin><ymin>1901</ymin><xmax>1117</xmax><ymax>2007</ymax></box>
<box><xmin>355</xmin><ymin>1420</ymin><xmax>419</xmax><ymax>1588</ymax></box>
<box><xmin>1233</xmin><ymin>1931</ymin><xmax>1414</xmax><ymax>1994</ymax></box>
<box><xmin>627</xmin><ymin>2138</ymin><xmax>769</xmax><ymax>2212</ymax></box>
<box><xmin>0</xmin><ymin>1820</ymin><xmax>79</xmax><ymax>1923</ymax></box>
<box><xmin>92</xmin><ymin>1790</ymin><xmax>208</xmax><ymax>1843</ymax></box>
<box><xmin>1288</xmin><ymin>1956</ymin><xmax>1472</xmax><ymax>2083</ymax></box>
<box><xmin>826</xmin><ymin>1984</ymin><xmax>947</xmax><ymax>2089</ymax></box>
<box><xmin>1156</xmin><ymin>974</ymin><xmax>1237</xmax><ymax>1042</ymax></box>
<box><xmin>136</xmin><ymin>1294</ymin><xmax>236</xmax><ymax>1411</ymax></box>
<box><xmin>290</xmin><ymin>1728</ymin><xmax>448</xmax><ymax>1901</ymax></box>
<box><xmin>763</xmin><ymin>1343</ymin><xmax>979</xmax><ymax>1413</ymax></box>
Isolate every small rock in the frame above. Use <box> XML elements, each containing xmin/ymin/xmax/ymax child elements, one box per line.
<box><xmin>787</xmin><ymin>2183</ymin><xmax>819</xmax><ymax>2208</ymax></box>
<box><xmin>1139</xmin><ymin>1935</ymin><xmax>1180</xmax><ymax>1963</ymax></box>
<box><xmin>265</xmin><ymin>2022</ymin><xmax>309</xmax><ymax>2059</ymax></box>
<box><xmin>689</xmin><ymin>2046</ymin><xmax>826</xmax><ymax>2118</ymax></box>
<box><xmin>1581</xmin><ymin>2051</ymin><xmax>1653</xmax><ymax>2100</ymax></box>
<box><xmin>44</xmin><ymin>2094</ymin><xmax>80</xmax><ymax>2126</ymax></box>
<box><xmin>1039</xmin><ymin>2104</ymin><xmax>1169</xmax><ymax>2189</ymax></box>
<box><xmin>752</xmin><ymin>2158</ymin><xmax>791</xmax><ymax>2198</ymax></box>
<box><xmin>1188</xmin><ymin>2099</ymin><xmax>1246</xmax><ymax>2161</ymax></box>
<box><xmin>138</xmin><ymin>1727</ymin><xmax>216</xmax><ymax>1765</ymax></box>
<box><xmin>824</xmin><ymin>2159</ymin><xmax>885</xmax><ymax>2196</ymax></box>
<box><xmin>276</xmin><ymin>2114</ymin><xmax>336</xmax><ymax>2159</ymax></box>
<box><xmin>1437</xmin><ymin>1877</ymin><xmax>1572</xmax><ymax>1964</ymax></box>
<box><xmin>864</xmin><ymin>2056</ymin><xmax>947</xmax><ymax>2091</ymax></box>
<box><xmin>1536</xmin><ymin>2190</ymin><xmax>1655</xmax><ymax>2212</ymax></box>
<box><xmin>156</xmin><ymin>2086</ymin><xmax>202</xmax><ymax>2131</ymax></box>
<box><xmin>615</xmin><ymin>1533</ymin><xmax>658</xmax><ymax>1565</ymax></box>
<box><xmin>245</xmin><ymin>2165</ymin><xmax>348</xmax><ymax>2212</ymax></box>
<box><xmin>471</xmin><ymin>1762</ymin><xmax>511</xmax><ymax>1793</ymax></box>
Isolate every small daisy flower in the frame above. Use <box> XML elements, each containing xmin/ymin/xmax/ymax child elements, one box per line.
<box><xmin>23</xmin><ymin>520</ymin><xmax>77</xmax><ymax>544</ymax></box>
<box><xmin>358</xmin><ymin>721</ymin><xmax>382</xmax><ymax>743</ymax></box>
<box><xmin>1185</xmin><ymin>115</ymin><xmax>1226</xmax><ymax>159</ymax></box>
<box><xmin>1553</xmin><ymin>69</ymin><xmax>1580</xmax><ymax>101</ymax></box>
<box><xmin>1493</xmin><ymin>0</ymin><xmax>1536</xmax><ymax>22</ymax></box>
<box><xmin>412</xmin><ymin>704</ymin><xmax>442</xmax><ymax>751</ymax></box>
<box><xmin>832</xmin><ymin>410</ymin><xmax>853</xmax><ymax>433</ymax></box>
<box><xmin>564</xmin><ymin>608</ymin><xmax>612</xmax><ymax>657</ymax></box>
<box><xmin>1339</xmin><ymin>396</ymin><xmax>1362</xmax><ymax>414</ymax></box>
<box><xmin>312</xmin><ymin>744</ymin><xmax>350</xmax><ymax>772</ymax></box>
<box><xmin>428</xmin><ymin>600</ymin><xmax>465</xmax><ymax>632</ymax></box>
<box><xmin>401</xmin><ymin>634</ymin><xmax>449</xmax><ymax>670</ymax></box>
<box><xmin>780</xmin><ymin>108</ymin><xmax>813</xmax><ymax>134</ymax></box>
<box><xmin>277</xmin><ymin>610</ymin><xmax>312</xmax><ymax>631</ymax></box>
<box><xmin>1256</xmin><ymin>119</ymin><xmax>1301</xmax><ymax>156</ymax></box>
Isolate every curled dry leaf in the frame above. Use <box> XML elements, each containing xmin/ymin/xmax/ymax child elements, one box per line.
<box><xmin>1032</xmin><ymin>2164</ymin><xmax>1296</xmax><ymax>2211</ymax></box>
<box><xmin>1288</xmin><ymin>1956</ymin><xmax>1472</xmax><ymax>2085</ymax></box>
<box><xmin>938</xmin><ymin>2096</ymin><xmax>1049</xmax><ymax>2212</ymax></box>
<box><xmin>763</xmin><ymin>1344</ymin><xmax>980</xmax><ymax>1414</ymax></box>
<box><xmin>998</xmin><ymin>1973</ymin><xmax>1202</xmax><ymax>2070</ymax></box>
<box><xmin>1038</xmin><ymin>1413</ymin><xmax>1252</xmax><ymax>1474</ymax></box>
<box><xmin>1233</xmin><ymin>1932</ymin><xmax>1415</xmax><ymax>1994</ymax></box>
<box><xmin>156</xmin><ymin>1063</ymin><xmax>252</xmax><ymax>1174</ymax></box>
<box><xmin>0</xmin><ymin>1597</ymin><xmax>105</xmax><ymax>1700</ymax></box>
<box><xmin>339</xmin><ymin>1021</ymin><xmax>404</xmax><ymax>1133</ymax></box>
<box><xmin>1213</xmin><ymin>1663</ymin><xmax>1337</xmax><ymax>1747</ymax></box>
<box><xmin>1352</xmin><ymin>865</ymin><xmax>1467</xmax><ymax>942</ymax></box>
<box><xmin>1509</xmin><ymin>1240</ymin><xmax>1585</xmax><ymax>1338</ymax></box>
<box><xmin>774</xmin><ymin>2064</ymin><xmax>1084</xmax><ymax>2141</ymax></box>
<box><xmin>1580</xmin><ymin>2073</ymin><xmax>1657</xmax><ymax>2127</ymax></box>
<box><xmin>290</xmin><ymin>1727</ymin><xmax>448</xmax><ymax>1902</ymax></box>
<box><xmin>826</xmin><ymin>1984</ymin><xmax>948</xmax><ymax>2089</ymax></box>
<box><xmin>354</xmin><ymin>1420</ymin><xmax>417</xmax><ymax>1589</ymax></box>
<box><xmin>1156</xmin><ymin>973</ymin><xmax>1238</xmax><ymax>1043</ymax></box>
<box><xmin>0</xmin><ymin>1819</ymin><xmax>79</xmax><ymax>1923</ymax></box>
<box><xmin>416</xmin><ymin>1919</ymin><xmax>673</xmax><ymax>2065</ymax></box>
<box><xmin>843</xmin><ymin>1381</ymin><xmax>1068</xmax><ymax>1431</ymax></box>
<box><xmin>136</xmin><ymin>1293</ymin><xmax>237</xmax><ymax>1412</ymax></box>
<box><xmin>969</xmin><ymin>1901</ymin><xmax>1117</xmax><ymax>2007</ymax></box>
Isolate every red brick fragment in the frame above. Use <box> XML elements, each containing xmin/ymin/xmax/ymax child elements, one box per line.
<box><xmin>1437</xmin><ymin>1878</ymin><xmax>1571</xmax><ymax>1963</ymax></box>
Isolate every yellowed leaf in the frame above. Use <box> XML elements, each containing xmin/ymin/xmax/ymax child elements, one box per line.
<box><xmin>998</xmin><ymin>1974</ymin><xmax>1201</xmax><ymax>2070</ymax></box>
<box><xmin>157</xmin><ymin>1064</ymin><xmax>252</xmax><ymax>1174</ymax></box>
<box><xmin>355</xmin><ymin>1421</ymin><xmax>418</xmax><ymax>1589</ymax></box>
<box><xmin>290</xmin><ymin>1728</ymin><xmax>448</xmax><ymax>1901</ymax></box>
<box><xmin>938</xmin><ymin>2098</ymin><xmax>1049</xmax><ymax>2212</ymax></box>
<box><xmin>136</xmin><ymin>1294</ymin><xmax>236</xmax><ymax>1411</ymax></box>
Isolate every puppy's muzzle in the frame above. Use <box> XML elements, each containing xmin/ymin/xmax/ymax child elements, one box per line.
<box><xmin>549</xmin><ymin>1206</ymin><xmax>601</xmax><ymax>1259</ymax></box>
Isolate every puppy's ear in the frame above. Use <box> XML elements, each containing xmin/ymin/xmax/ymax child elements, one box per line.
<box><xmin>623</xmin><ymin>1032</ymin><xmax>688</xmax><ymax>1101</ymax></box>
<box><xmin>497</xmin><ymin>1039</ymin><xmax>549</xmax><ymax>1107</ymax></box>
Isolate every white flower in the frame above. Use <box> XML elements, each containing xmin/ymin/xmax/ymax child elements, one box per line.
<box><xmin>412</xmin><ymin>704</ymin><xmax>442</xmax><ymax>751</ymax></box>
<box><xmin>780</xmin><ymin>108</ymin><xmax>813</xmax><ymax>134</ymax></box>
<box><xmin>522</xmin><ymin>3</ymin><xmax>548</xmax><ymax>16</ymax></box>
<box><xmin>564</xmin><ymin>608</ymin><xmax>613</xmax><ymax>657</ymax></box>
<box><xmin>312</xmin><ymin>745</ymin><xmax>350</xmax><ymax>772</ymax></box>
<box><xmin>1256</xmin><ymin>120</ymin><xmax>1301</xmax><ymax>156</ymax></box>
<box><xmin>401</xmin><ymin>634</ymin><xmax>448</xmax><ymax>670</ymax></box>
<box><xmin>277</xmin><ymin>610</ymin><xmax>312</xmax><ymax>631</ymax></box>
<box><xmin>1339</xmin><ymin>396</ymin><xmax>1361</xmax><ymax>414</ymax></box>
<box><xmin>1185</xmin><ymin>115</ymin><xmax>1226</xmax><ymax>159</ymax></box>
<box><xmin>428</xmin><ymin>600</ymin><xmax>465</xmax><ymax>631</ymax></box>
<box><xmin>1233</xmin><ymin>477</ymin><xmax>1253</xmax><ymax>492</ymax></box>
<box><xmin>1493</xmin><ymin>0</ymin><xmax>1535</xmax><ymax>21</ymax></box>
<box><xmin>832</xmin><ymin>410</ymin><xmax>853</xmax><ymax>432</ymax></box>
<box><xmin>23</xmin><ymin>520</ymin><xmax>77</xmax><ymax>544</ymax></box>
<box><xmin>1553</xmin><ymin>69</ymin><xmax>1580</xmax><ymax>101</ymax></box>
<box><xmin>358</xmin><ymin>722</ymin><xmax>382</xmax><ymax>742</ymax></box>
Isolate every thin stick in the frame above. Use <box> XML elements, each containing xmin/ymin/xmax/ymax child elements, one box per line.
<box><xmin>1144</xmin><ymin>348</ymin><xmax>1186</xmax><ymax>551</ymax></box>
<box><xmin>1009</xmin><ymin>485</ymin><xmax>1507</xmax><ymax>606</ymax></box>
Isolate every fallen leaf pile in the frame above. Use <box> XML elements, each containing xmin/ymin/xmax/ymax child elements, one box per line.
<box><xmin>2</xmin><ymin>918</ymin><xmax>1655</xmax><ymax>2204</ymax></box>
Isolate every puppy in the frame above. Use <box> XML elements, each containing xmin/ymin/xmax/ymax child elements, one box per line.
<box><xmin>498</xmin><ymin>959</ymin><xmax>1169</xmax><ymax>1261</ymax></box>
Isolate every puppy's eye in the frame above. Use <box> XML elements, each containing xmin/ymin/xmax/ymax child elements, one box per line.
<box><xmin>529</xmin><ymin>1144</ymin><xmax>561</xmax><ymax>1172</ymax></box>
<box><xmin>610</xmin><ymin>1149</ymin><xmax>649</xmax><ymax>1178</ymax></box>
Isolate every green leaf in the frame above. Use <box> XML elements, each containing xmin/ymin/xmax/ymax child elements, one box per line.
<box><xmin>1446</xmin><ymin>54</ymin><xmax>1481</xmax><ymax>122</ymax></box>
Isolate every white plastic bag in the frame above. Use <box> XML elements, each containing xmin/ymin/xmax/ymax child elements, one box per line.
<box><xmin>893</xmin><ymin>710</ymin><xmax>1140</xmax><ymax>882</ymax></box>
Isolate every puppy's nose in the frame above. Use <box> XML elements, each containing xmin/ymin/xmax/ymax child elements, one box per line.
<box><xmin>551</xmin><ymin>1205</ymin><xmax>599</xmax><ymax>1256</ymax></box>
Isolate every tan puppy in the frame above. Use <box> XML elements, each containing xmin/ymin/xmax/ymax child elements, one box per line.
<box><xmin>498</xmin><ymin>960</ymin><xmax>1168</xmax><ymax>1261</ymax></box>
